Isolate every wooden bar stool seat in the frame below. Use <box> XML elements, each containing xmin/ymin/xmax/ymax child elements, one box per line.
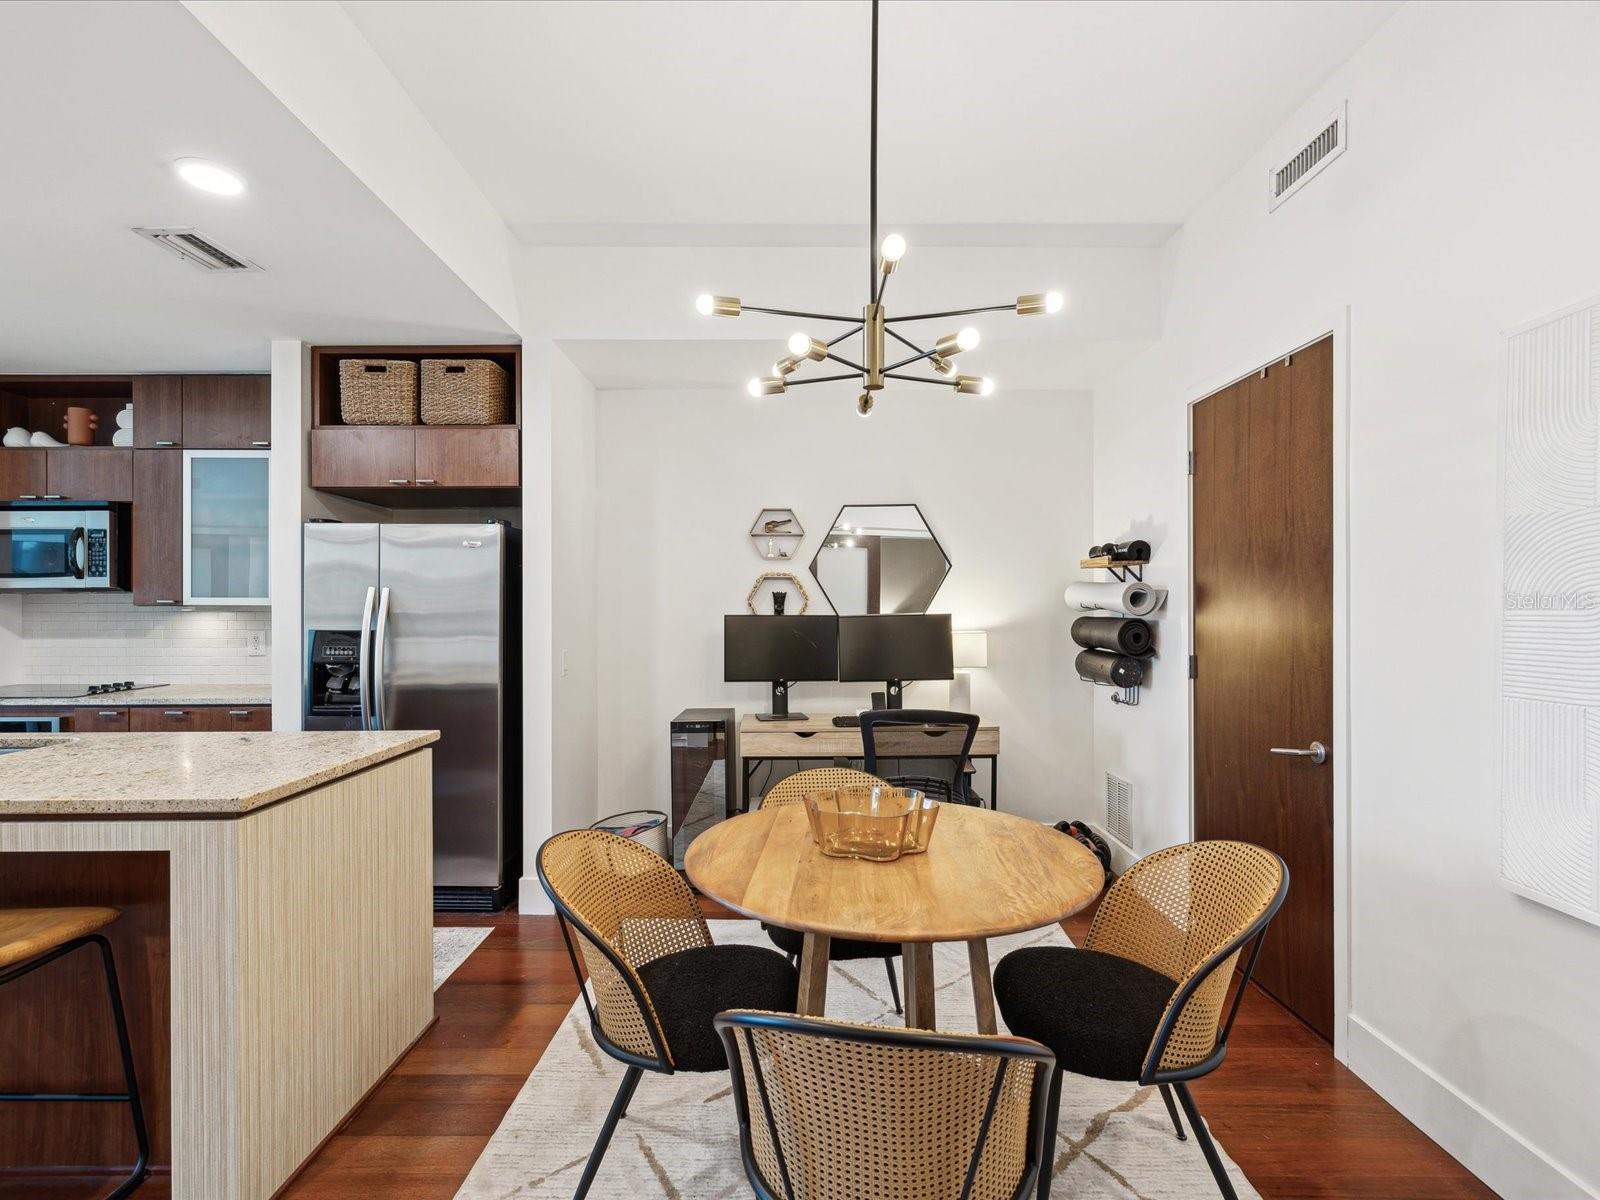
<box><xmin>0</xmin><ymin>906</ymin><xmax>151</xmax><ymax>1199</ymax></box>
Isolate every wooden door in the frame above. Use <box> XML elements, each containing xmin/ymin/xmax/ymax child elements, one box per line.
<box><xmin>414</xmin><ymin>427</ymin><xmax>519</xmax><ymax>488</ymax></box>
<box><xmin>132</xmin><ymin>449</ymin><xmax>182</xmax><ymax>606</ymax></box>
<box><xmin>133</xmin><ymin>375</ymin><xmax>183</xmax><ymax>448</ymax></box>
<box><xmin>182</xmin><ymin>375</ymin><xmax>270</xmax><ymax>448</ymax></box>
<box><xmin>70</xmin><ymin>707</ymin><xmax>130</xmax><ymax>732</ymax></box>
<box><xmin>309</xmin><ymin>428</ymin><xmax>416</xmax><ymax>488</ymax></box>
<box><xmin>44</xmin><ymin>448</ymin><xmax>132</xmax><ymax>502</ymax></box>
<box><xmin>1192</xmin><ymin>334</ymin><xmax>1334</xmax><ymax>1040</ymax></box>
<box><xmin>0</xmin><ymin>448</ymin><xmax>47</xmax><ymax>499</ymax></box>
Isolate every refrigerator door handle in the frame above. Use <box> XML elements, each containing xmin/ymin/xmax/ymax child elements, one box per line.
<box><xmin>373</xmin><ymin>586</ymin><xmax>392</xmax><ymax>731</ymax></box>
<box><xmin>357</xmin><ymin>585</ymin><xmax>376</xmax><ymax>732</ymax></box>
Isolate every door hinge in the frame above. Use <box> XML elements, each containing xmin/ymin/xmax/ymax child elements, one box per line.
<box><xmin>1188</xmin><ymin>654</ymin><xmax>1198</xmax><ymax>679</ymax></box>
<box><xmin>1187</xmin><ymin>450</ymin><xmax>1196</xmax><ymax>476</ymax></box>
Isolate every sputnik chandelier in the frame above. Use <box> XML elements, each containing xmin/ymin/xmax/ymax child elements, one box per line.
<box><xmin>695</xmin><ymin>0</ymin><xmax>1062</xmax><ymax>416</ymax></box>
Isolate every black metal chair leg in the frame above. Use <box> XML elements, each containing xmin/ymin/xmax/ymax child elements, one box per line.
<box><xmin>883</xmin><ymin>956</ymin><xmax>903</xmax><ymax>1015</ymax></box>
<box><xmin>91</xmin><ymin>935</ymin><xmax>150</xmax><ymax>1200</ymax></box>
<box><xmin>1157</xmin><ymin>1082</ymin><xmax>1187</xmax><ymax>1141</ymax></box>
<box><xmin>1175</xmin><ymin>1082</ymin><xmax>1238</xmax><ymax>1200</ymax></box>
<box><xmin>1036</xmin><ymin>1067</ymin><xmax>1063</xmax><ymax>1200</ymax></box>
<box><xmin>573</xmin><ymin>1065</ymin><xmax>644</xmax><ymax>1199</ymax></box>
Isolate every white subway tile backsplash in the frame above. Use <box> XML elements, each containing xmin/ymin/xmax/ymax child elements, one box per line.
<box><xmin>14</xmin><ymin>594</ymin><xmax>270</xmax><ymax>685</ymax></box>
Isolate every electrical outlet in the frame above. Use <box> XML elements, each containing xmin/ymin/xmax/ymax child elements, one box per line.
<box><xmin>246</xmin><ymin>630</ymin><xmax>266</xmax><ymax>657</ymax></box>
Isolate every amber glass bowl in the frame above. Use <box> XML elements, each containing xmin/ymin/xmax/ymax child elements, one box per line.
<box><xmin>802</xmin><ymin>786</ymin><xmax>937</xmax><ymax>862</ymax></box>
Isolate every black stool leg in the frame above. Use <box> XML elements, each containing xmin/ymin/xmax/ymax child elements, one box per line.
<box><xmin>883</xmin><ymin>957</ymin><xmax>903</xmax><ymax>1015</ymax></box>
<box><xmin>92</xmin><ymin>934</ymin><xmax>150</xmax><ymax>1200</ymax></box>
<box><xmin>1158</xmin><ymin>1082</ymin><xmax>1187</xmax><ymax>1140</ymax></box>
<box><xmin>1037</xmin><ymin>1068</ymin><xmax>1063</xmax><ymax>1200</ymax></box>
<box><xmin>1175</xmin><ymin>1081</ymin><xmax>1238</xmax><ymax>1200</ymax></box>
<box><xmin>573</xmin><ymin>1065</ymin><xmax>643</xmax><ymax>1199</ymax></box>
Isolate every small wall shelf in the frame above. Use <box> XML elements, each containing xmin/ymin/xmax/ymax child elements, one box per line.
<box><xmin>750</xmin><ymin>508</ymin><xmax>804</xmax><ymax>561</ymax></box>
<box><xmin>1078</xmin><ymin>555</ymin><xmax>1148</xmax><ymax>583</ymax></box>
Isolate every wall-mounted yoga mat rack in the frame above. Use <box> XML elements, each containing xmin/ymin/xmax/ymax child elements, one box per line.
<box><xmin>1071</xmin><ymin>542</ymin><xmax>1160</xmax><ymax>705</ymax></box>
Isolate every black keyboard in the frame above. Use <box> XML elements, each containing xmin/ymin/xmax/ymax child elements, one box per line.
<box><xmin>830</xmin><ymin>715</ymin><xmax>861</xmax><ymax>728</ymax></box>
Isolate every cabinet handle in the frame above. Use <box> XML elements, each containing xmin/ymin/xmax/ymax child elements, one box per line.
<box><xmin>155</xmin><ymin>599</ymin><xmax>178</xmax><ymax>605</ymax></box>
<box><xmin>163</xmin><ymin>710</ymin><xmax>187</xmax><ymax>717</ymax></box>
<box><xmin>43</xmin><ymin>494</ymin><xmax>63</xmax><ymax>500</ymax></box>
<box><xmin>18</xmin><ymin>494</ymin><xmax>39</xmax><ymax>500</ymax></box>
<box><xmin>250</xmin><ymin>441</ymin><xmax>270</xmax><ymax>447</ymax></box>
<box><xmin>97</xmin><ymin>711</ymin><xmax>120</xmax><ymax>718</ymax></box>
<box><xmin>155</xmin><ymin>440</ymin><xmax>177</xmax><ymax>447</ymax></box>
<box><xmin>415</xmin><ymin>478</ymin><xmax>436</xmax><ymax>485</ymax></box>
<box><xmin>228</xmin><ymin>710</ymin><xmax>251</xmax><ymax>717</ymax></box>
<box><xmin>387</xmin><ymin>479</ymin><xmax>411</xmax><ymax>486</ymax></box>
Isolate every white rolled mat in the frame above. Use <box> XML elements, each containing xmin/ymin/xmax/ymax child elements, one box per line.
<box><xmin>1063</xmin><ymin>580</ymin><xmax>1168</xmax><ymax>616</ymax></box>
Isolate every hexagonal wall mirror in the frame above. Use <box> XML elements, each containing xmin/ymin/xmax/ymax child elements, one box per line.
<box><xmin>810</xmin><ymin>504</ymin><xmax>950</xmax><ymax>615</ymax></box>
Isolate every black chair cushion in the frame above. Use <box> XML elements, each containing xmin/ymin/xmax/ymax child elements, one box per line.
<box><xmin>762</xmin><ymin>923</ymin><xmax>901</xmax><ymax>962</ymax></box>
<box><xmin>993</xmin><ymin>947</ymin><xmax>1176</xmax><ymax>1081</ymax></box>
<box><xmin>636</xmin><ymin>944</ymin><xmax>799</xmax><ymax>1072</ymax></box>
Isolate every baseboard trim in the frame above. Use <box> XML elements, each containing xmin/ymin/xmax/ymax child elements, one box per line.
<box><xmin>1085</xmin><ymin>821</ymin><xmax>1138</xmax><ymax>875</ymax></box>
<box><xmin>1346</xmin><ymin>1014</ymin><xmax>1596</xmax><ymax>1200</ymax></box>
<box><xmin>517</xmin><ymin>874</ymin><xmax>554</xmax><ymax>915</ymax></box>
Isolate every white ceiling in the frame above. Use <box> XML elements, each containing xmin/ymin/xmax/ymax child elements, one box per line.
<box><xmin>0</xmin><ymin>1</ymin><xmax>513</xmax><ymax>373</ymax></box>
<box><xmin>342</xmin><ymin>0</ymin><xmax>1399</xmax><ymax>238</ymax></box>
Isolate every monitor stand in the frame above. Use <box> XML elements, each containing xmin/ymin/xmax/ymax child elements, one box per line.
<box><xmin>755</xmin><ymin>680</ymin><xmax>806</xmax><ymax>722</ymax></box>
<box><xmin>881</xmin><ymin>679</ymin><xmax>905</xmax><ymax>710</ymax></box>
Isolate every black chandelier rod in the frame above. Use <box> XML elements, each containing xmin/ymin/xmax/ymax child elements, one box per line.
<box><xmin>827</xmin><ymin>352</ymin><xmax>867</xmax><ymax>372</ymax></box>
<box><xmin>885</xmin><ymin>372</ymin><xmax>952</xmax><ymax>386</ymax></box>
<box><xmin>886</xmin><ymin>302</ymin><xmax>1016</xmax><ymax>323</ymax></box>
<box><xmin>827</xmin><ymin>326</ymin><xmax>864</xmax><ymax>347</ymax></box>
<box><xmin>742</xmin><ymin>305</ymin><xmax>860</xmax><ymax>323</ymax></box>
<box><xmin>885</xmin><ymin>326</ymin><xmax>929</xmax><ymax>356</ymax></box>
<box><xmin>785</xmin><ymin>373</ymin><xmax>862</xmax><ymax>387</ymax></box>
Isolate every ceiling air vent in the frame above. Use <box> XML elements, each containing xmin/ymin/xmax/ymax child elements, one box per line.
<box><xmin>1268</xmin><ymin>103</ymin><xmax>1346</xmax><ymax>212</ymax></box>
<box><xmin>1104</xmin><ymin>771</ymin><xmax>1133</xmax><ymax>848</ymax></box>
<box><xmin>133</xmin><ymin>227</ymin><xmax>261</xmax><ymax>272</ymax></box>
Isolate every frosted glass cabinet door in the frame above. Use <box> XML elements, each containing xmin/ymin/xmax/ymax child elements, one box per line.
<box><xmin>182</xmin><ymin>449</ymin><xmax>270</xmax><ymax>605</ymax></box>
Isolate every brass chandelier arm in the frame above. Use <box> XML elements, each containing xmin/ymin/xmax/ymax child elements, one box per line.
<box><xmin>742</xmin><ymin>305</ymin><xmax>862</xmax><ymax>323</ymax></box>
<box><xmin>885</xmin><ymin>303</ymin><xmax>1016</xmax><ymax>323</ymax></box>
<box><xmin>784</xmin><ymin>372</ymin><xmax>863</xmax><ymax>387</ymax></box>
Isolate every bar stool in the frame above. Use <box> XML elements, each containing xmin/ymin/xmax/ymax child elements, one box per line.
<box><xmin>0</xmin><ymin>907</ymin><xmax>150</xmax><ymax>1198</ymax></box>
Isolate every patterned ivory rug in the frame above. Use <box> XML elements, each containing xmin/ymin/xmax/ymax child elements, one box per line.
<box><xmin>452</xmin><ymin>920</ymin><xmax>1258</xmax><ymax>1199</ymax></box>
<box><xmin>434</xmin><ymin>926</ymin><xmax>494</xmax><ymax>990</ymax></box>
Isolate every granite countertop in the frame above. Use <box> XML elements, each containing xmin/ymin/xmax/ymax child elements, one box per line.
<box><xmin>0</xmin><ymin>730</ymin><xmax>438</xmax><ymax>817</ymax></box>
<box><xmin>0</xmin><ymin>684</ymin><xmax>274</xmax><ymax>708</ymax></box>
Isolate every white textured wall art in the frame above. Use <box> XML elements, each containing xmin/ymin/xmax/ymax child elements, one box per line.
<box><xmin>1501</xmin><ymin>297</ymin><xmax>1600</xmax><ymax>925</ymax></box>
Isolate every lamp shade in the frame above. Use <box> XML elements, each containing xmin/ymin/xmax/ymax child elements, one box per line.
<box><xmin>952</xmin><ymin>629</ymin><xmax>989</xmax><ymax>669</ymax></box>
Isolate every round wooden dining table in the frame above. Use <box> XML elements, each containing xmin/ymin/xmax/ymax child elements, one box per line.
<box><xmin>685</xmin><ymin>802</ymin><xmax>1105</xmax><ymax>1032</ymax></box>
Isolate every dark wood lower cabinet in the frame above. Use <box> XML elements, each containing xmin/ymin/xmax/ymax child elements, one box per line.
<box><xmin>132</xmin><ymin>449</ymin><xmax>182</xmax><ymax>606</ymax></box>
<box><xmin>68</xmin><ymin>707</ymin><xmax>131</xmax><ymax>733</ymax></box>
<box><xmin>126</xmin><ymin>706</ymin><xmax>269</xmax><ymax>733</ymax></box>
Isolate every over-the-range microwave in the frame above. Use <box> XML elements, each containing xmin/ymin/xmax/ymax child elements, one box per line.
<box><xmin>0</xmin><ymin>502</ymin><xmax>127</xmax><ymax>591</ymax></box>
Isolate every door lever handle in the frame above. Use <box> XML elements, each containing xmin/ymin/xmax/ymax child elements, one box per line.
<box><xmin>1269</xmin><ymin>741</ymin><xmax>1328</xmax><ymax>764</ymax></box>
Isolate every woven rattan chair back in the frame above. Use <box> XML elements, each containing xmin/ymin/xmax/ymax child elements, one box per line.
<box><xmin>538</xmin><ymin>829</ymin><xmax>712</xmax><ymax>1068</ymax></box>
<box><xmin>716</xmin><ymin>1011</ymin><xmax>1055</xmax><ymax>1200</ymax></box>
<box><xmin>760</xmin><ymin>767</ymin><xmax>885</xmax><ymax>810</ymax></box>
<box><xmin>1085</xmin><ymin>840</ymin><xmax>1286</xmax><ymax>1077</ymax></box>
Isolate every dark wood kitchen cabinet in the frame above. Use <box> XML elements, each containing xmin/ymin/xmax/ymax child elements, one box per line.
<box><xmin>70</xmin><ymin>707</ymin><xmax>131</xmax><ymax>732</ymax></box>
<box><xmin>0</xmin><ymin>449</ymin><xmax>46</xmax><ymax>500</ymax></box>
<box><xmin>132</xmin><ymin>449</ymin><xmax>182</xmax><ymax>606</ymax></box>
<box><xmin>415</xmin><ymin>427</ymin><xmax>520</xmax><ymax>488</ymax></box>
<box><xmin>128</xmin><ymin>705</ymin><xmax>270</xmax><ymax>732</ymax></box>
<box><xmin>42</xmin><ymin>448</ymin><xmax>132</xmax><ymax>502</ymax></box>
<box><xmin>309</xmin><ymin>427</ymin><xmax>417</xmax><ymax>488</ymax></box>
<box><xmin>132</xmin><ymin>375</ymin><xmax>183</xmax><ymax>448</ymax></box>
<box><xmin>182</xmin><ymin>375</ymin><xmax>271</xmax><ymax>449</ymax></box>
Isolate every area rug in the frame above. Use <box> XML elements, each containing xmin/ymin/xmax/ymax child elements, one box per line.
<box><xmin>453</xmin><ymin>920</ymin><xmax>1258</xmax><ymax>1199</ymax></box>
<box><xmin>433</xmin><ymin>926</ymin><xmax>493</xmax><ymax>990</ymax></box>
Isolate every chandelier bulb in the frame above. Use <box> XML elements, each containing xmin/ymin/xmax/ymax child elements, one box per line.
<box><xmin>1046</xmin><ymin>291</ymin><xmax>1065</xmax><ymax>314</ymax></box>
<box><xmin>954</xmin><ymin>374</ymin><xmax>993</xmax><ymax>396</ymax></box>
<box><xmin>857</xmin><ymin>392</ymin><xmax>875</xmax><ymax>418</ymax></box>
<box><xmin>699</xmin><ymin>294</ymin><xmax>742</xmax><ymax>317</ymax></box>
<box><xmin>747</xmin><ymin>377</ymin><xmax>763</xmax><ymax>398</ymax></box>
<box><xmin>696</xmin><ymin>294</ymin><xmax>714</xmax><ymax>316</ymax></box>
<box><xmin>788</xmin><ymin>333</ymin><xmax>828</xmax><ymax>362</ymax></box>
<box><xmin>957</xmin><ymin>327</ymin><xmax>981</xmax><ymax>352</ymax></box>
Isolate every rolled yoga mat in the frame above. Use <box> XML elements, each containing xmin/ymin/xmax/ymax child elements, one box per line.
<box><xmin>1076</xmin><ymin>648</ymin><xmax>1146</xmax><ymax>688</ymax></box>
<box><xmin>1089</xmin><ymin>540</ymin><xmax>1151</xmax><ymax>562</ymax></box>
<box><xmin>1063</xmin><ymin>580</ymin><xmax>1166</xmax><ymax>616</ymax></box>
<box><xmin>1072</xmin><ymin>615</ymin><xmax>1154</xmax><ymax>657</ymax></box>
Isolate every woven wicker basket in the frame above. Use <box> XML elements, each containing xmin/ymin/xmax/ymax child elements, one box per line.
<box><xmin>421</xmin><ymin>359</ymin><xmax>511</xmax><ymax>425</ymax></box>
<box><xmin>338</xmin><ymin>359</ymin><xmax>419</xmax><ymax>426</ymax></box>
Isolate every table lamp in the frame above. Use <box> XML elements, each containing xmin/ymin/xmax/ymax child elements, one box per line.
<box><xmin>949</xmin><ymin>630</ymin><xmax>988</xmax><ymax>712</ymax></box>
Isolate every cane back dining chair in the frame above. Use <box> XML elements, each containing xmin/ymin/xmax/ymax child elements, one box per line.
<box><xmin>993</xmin><ymin>841</ymin><xmax>1288</xmax><ymax>1200</ymax></box>
<box><xmin>538</xmin><ymin>829</ymin><xmax>799</xmax><ymax>1198</ymax></box>
<box><xmin>860</xmin><ymin>708</ymin><xmax>981</xmax><ymax>805</ymax></box>
<box><xmin>757</xmin><ymin>767</ymin><xmax>905</xmax><ymax>1015</ymax></box>
<box><xmin>716</xmin><ymin>1010</ymin><xmax>1058</xmax><ymax>1200</ymax></box>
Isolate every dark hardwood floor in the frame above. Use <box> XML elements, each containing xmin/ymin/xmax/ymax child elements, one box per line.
<box><xmin>8</xmin><ymin>901</ymin><xmax>1497</xmax><ymax>1200</ymax></box>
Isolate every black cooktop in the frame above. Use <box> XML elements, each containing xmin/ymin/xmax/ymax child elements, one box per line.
<box><xmin>0</xmin><ymin>682</ymin><xmax>164</xmax><ymax>700</ymax></box>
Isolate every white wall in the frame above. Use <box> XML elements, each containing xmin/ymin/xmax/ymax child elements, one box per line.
<box><xmin>595</xmin><ymin>386</ymin><xmax>1095</xmax><ymax>827</ymax></box>
<box><xmin>0</xmin><ymin>596</ymin><xmax>21</xmax><ymax>684</ymax></box>
<box><xmin>1092</xmin><ymin>3</ymin><xmax>1600</xmax><ymax>1195</ymax></box>
<box><xmin>9</xmin><ymin>594</ymin><xmax>269</xmax><ymax>685</ymax></box>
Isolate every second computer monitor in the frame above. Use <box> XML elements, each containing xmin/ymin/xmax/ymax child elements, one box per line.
<box><xmin>837</xmin><ymin>613</ymin><xmax>953</xmax><ymax>709</ymax></box>
<box><xmin>724</xmin><ymin>614</ymin><xmax>839</xmax><ymax>721</ymax></box>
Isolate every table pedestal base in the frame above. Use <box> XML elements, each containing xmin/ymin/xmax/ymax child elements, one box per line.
<box><xmin>795</xmin><ymin>932</ymin><xmax>997</xmax><ymax>1035</ymax></box>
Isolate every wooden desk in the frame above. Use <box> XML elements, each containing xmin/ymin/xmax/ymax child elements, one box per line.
<box><xmin>686</xmin><ymin>804</ymin><xmax>1102</xmax><ymax>1031</ymax></box>
<box><xmin>738</xmin><ymin>713</ymin><xmax>1001</xmax><ymax>810</ymax></box>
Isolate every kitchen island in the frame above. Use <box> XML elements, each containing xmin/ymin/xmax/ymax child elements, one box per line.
<box><xmin>0</xmin><ymin>730</ymin><xmax>439</xmax><ymax>1199</ymax></box>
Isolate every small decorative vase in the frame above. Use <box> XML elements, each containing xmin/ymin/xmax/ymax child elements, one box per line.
<box><xmin>771</xmin><ymin>590</ymin><xmax>787</xmax><ymax>615</ymax></box>
<box><xmin>63</xmin><ymin>406</ymin><xmax>99</xmax><ymax>446</ymax></box>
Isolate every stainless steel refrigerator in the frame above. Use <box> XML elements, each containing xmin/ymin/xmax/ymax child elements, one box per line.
<box><xmin>303</xmin><ymin>521</ymin><xmax>521</xmax><ymax>911</ymax></box>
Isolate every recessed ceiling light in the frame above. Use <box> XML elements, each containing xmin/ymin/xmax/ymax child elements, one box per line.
<box><xmin>174</xmin><ymin>158</ymin><xmax>245</xmax><ymax>197</ymax></box>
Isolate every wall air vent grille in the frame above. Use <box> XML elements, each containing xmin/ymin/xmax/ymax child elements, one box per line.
<box><xmin>1104</xmin><ymin>771</ymin><xmax>1133</xmax><ymax>848</ymax></box>
<box><xmin>1269</xmin><ymin>103</ymin><xmax>1347</xmax><ymax>211</ymax></box>
<box><xmin>133</xmin><ymin>227</ymin><xmax>262</xmax><ymax>272</ymax></box>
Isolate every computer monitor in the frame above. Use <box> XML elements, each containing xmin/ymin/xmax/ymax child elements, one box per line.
<box><xmin>837</xmin><ymin>614</ymin><xmax>954</xmax><ymax>709</ymax></box>
<box><xmin>723</xmin><ymin>615</ymin><xmax>839</xmax><ymax>722</ymax></box>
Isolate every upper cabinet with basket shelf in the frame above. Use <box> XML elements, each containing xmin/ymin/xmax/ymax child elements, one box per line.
<box><xmin>307</xmin><ymin>345</ymin><xmax>522</xmax><ymax>503</ymax></box>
